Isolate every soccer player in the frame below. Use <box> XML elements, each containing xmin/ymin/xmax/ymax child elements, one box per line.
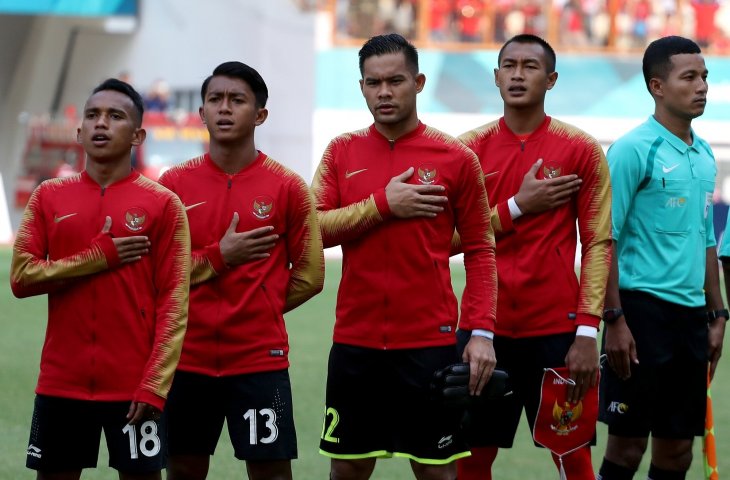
<box><xmin>597</xmin><ymin>35</ymin><xmax>726</xmax><ymax>480</ymax></box>
<box><xmin>10</xmin><ymin>78</ymin><xmax>190</xmax><ymax>479</ymax></box>
<box><xmin>312</xmin><ymin>33</ymin><xmax>498</xmax><ymax>480</ymax></box>
<box><xmin>455</xmin><ymin>34</ymin><xmax>612</xmax><ymax>480</ymax></box>
<box><xmin>160</xmin><ymin>61</ymin><xmax>324</xmax><ymax>480</ymax></box>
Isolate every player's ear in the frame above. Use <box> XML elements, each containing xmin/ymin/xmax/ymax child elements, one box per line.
<box><xmin>649</xmin><ymin>77</ymin><xmax>663</xmax><ymax>99</ymax></box>
<box><xmin>199</xmin><ymin>106</ymin><xmax>206</xmax><ymax>125</ymax></box>
<box><xmin>415</xmin><ymin>73</ymin><xmax>426</xmax><ymax>93</ymax></box>
<box><xmin>255</xmin><ymin>107</ymin><xmax>268</xmax><ymax>126</ymax></box>
<box><xmin>494</xmin><ymin>68</ymin><xmax>500</xmax><ymax>87</ymax></box>
<box><xmin>132</xmin><ymin>128</ymin><xmax>146</xmax><ymax>146</ymax></box>
<box><xmin>76</xmin><ymin>128</ymin><xmax>82</xmax><ymax>144</ymax></box>
<box><xmin>546</xmin><ymin>71</ymin><xmax>558</xmax><ymax>91</ymax></box>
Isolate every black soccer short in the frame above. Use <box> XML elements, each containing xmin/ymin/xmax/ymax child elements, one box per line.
<box><xmin>26</xmin><ymin>395</ymin><xmax>166</xmax><ymax>474</ymax></box>
<box><xmin>599</xmin><ymin>290</ymin><xmax>708</xmax><ymax>439</ymax></box>
<box><xmin>166</xmin><ymin>369</ymin><xmax>297</xmax><ymax>461</ymax></box>
<box><xmin>319</xmin><ymin>343</ymin><xmax>469</xmax><ymax>464</ymax></box>
<box><xmin>456</xmin><ymin>330</ymin><xmax>579</xmax><ymax>448</ymax></box>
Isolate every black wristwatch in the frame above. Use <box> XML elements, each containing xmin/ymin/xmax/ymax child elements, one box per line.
<box><xmin>707</xmin><ymin>309</ymin><xmax>730</xmax><ymax>323</ymax></box>
<box><xmin>602</xmin><ymin>308</ymin><xmax>624</xmax><ymax>325</ymax></box>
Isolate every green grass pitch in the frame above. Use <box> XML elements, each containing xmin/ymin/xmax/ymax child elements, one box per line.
<box><xmin>1</xmin><ymin>248</ymin><xmax>728</xmax><ymax>479</ymax></box>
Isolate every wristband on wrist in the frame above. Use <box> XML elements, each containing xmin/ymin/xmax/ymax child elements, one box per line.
<box><xmin>707</xmin><ymin>308</ymin><xmax>729</xmax><ymax>323</ymax></box>
<box><xmin>602</xmin><ymin>307</ymin><xmax>624</xmax><ymax>325</ymax></box>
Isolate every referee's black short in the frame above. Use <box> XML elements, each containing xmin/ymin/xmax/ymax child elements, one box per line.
<box><xmin>26</xmin><ymin>395</ymin><xmax>165</xmax><ymax>474</ymax></box>
<box><xmin>319</xmin><ymin>342</ymin><xmax>469</xmax><ymax>464</ymax></box>
<box><xmin>456</xmin><ymin>330</ymin><xmax>579</xmax><ymax>448</ymax></box>
<box><xmin>599</xmin><ymin>290</ymin><xmax>708</xmax><ymax>439</ymax></box>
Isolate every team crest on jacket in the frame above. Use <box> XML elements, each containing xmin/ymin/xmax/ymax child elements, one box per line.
<box><xmin>252</xmin><ymin>195</ymin><xmax>274</xmax><ymax>220</ymax></box>
<box><xmin>417</xmin><ymin>164</ymin><xmax>438</xmax><ymax>185</ymax></box>
<box><xmin>124</xmin><ymin>207</ymin><xmax>148</xmax><ymax>232</ymax></box>
<box><xmin>551</xmin><ymin>400</ymin><xmax>582</xmax><ymax>435</ymax></box>
<box><xmin>543</xmin><ymin>165</ymin><xmax>562</xmax><ymax>179</ymax></box>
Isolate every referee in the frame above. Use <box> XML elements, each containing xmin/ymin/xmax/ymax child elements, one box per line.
<box><xmin>597</xmin><ymin>36</ymin><xmax>727</xmax><ymax>480</ymax></box>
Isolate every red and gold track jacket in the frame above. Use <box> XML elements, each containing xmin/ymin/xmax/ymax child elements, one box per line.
<box><xmin>11</xmin><ymin>171</ymin><xmax>190</xmax><ymax>410</ymax></box>
<box><xmin>159</xmin><ymin>152</ymin><xmax>324</xmax><ymax>376</ymax></box>
<box><xmin>459</xmin><ymin>117</ymin><xmax>612</xmax><ymax>337</ymax></box>
<box><xmin>312</xmin><ymin>122</ymin><xmax>497</xmax><ymax>349</ymax></box>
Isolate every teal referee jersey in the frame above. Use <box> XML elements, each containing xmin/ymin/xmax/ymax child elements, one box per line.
<box><xmin>609</xmin><ymin>115</ymin><xmax>716</xmax><ymax>307</ymax></box>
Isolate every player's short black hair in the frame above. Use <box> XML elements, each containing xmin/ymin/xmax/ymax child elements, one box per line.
<box><xmin>92</xmin><ymin>78</ymin><xmax>144</xmax><ymax>126</ymax></box>
<box><xmin>498</xmin><ymin>34</ymin><xmax>556</xmax><ymax>73</ymax></box>
<box><xmin>200</xmin><ymin>61</ymin><xmax>269</xmax><ymax>108</ymax></box>
<box><xmin>358</xmin><ymin>33</ymin><xmax>419</xmax><ymax>77</ymax></box>
<box><xmin>642</xmin><ymin>36</ymin><xmax>701</xmax><ymax>92</ymax></box>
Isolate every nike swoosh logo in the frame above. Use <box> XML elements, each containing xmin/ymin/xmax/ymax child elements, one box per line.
<box><xmin>345</xmin><ymin>168</ymin><xmax>368</xmax><ymax>179</ymax></box>
<box><xmin>662</xmin><ymin>164</ymin><xmax>679</xmax><ymax>173</ymax></box>
<box><xmin>53</xmin><ymin>213</ymin><xmax>77</xmax><ymax>223</ymax></box>
<box><xmin>484</xmin><ymin>171</ymin><xmax>500</xmax><ymax>178</ymax></box>
<box><xmin>185</xmin><ymin>201</ymin><xmax>207</xmax><ymax>211</ymax></box>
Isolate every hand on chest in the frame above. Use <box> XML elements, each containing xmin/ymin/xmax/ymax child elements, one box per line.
<box><xmin>183</xmin><ymin>190</ymin><xmax>283</xmax><ymax>247</ymax></box>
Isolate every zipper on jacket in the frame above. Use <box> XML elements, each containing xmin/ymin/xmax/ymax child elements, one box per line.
<box><xmin>227</xmin><ymin>177</ymin><xmax>233</xmax><ymax>189</ymax></box>
<box><xmin>100</xmin><ymin>187</ymin><xmax>106</xmax><ymax>197</ymax></box>
<box><xmin>389</xmin><ymin>139</ymin><xmax>395</xmax><ymax>150</ymax></box>
<box><xmin>520</xmin><ymin>141</ymin><xmax>525</xmax><ymax>152</ymax></box>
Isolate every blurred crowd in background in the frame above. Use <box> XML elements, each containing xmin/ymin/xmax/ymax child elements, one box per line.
<box><xmin>329</xmin><ymin>0</ymin><xmax>730</xmax><ymax>52</ymax></box>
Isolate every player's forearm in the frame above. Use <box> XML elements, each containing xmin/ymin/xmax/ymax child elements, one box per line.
<box><xmin>705</xmin><ymin>247</ymin><xmax>724</xmax><ymax>311</ymax></box>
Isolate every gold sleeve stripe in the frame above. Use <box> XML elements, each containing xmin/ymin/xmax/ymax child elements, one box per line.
<box><xmin>139</xmin><ymin>193</ymin><xmax>190</xmax><ymax>399</ymax></box>
<box><xmin>259</xmin><ymin>154</ymin><xmax>324</xmax><ymax>311</ymax></box>
<box><xmin>460</xmin><ymin>151</ymin><xmax>499</xmax><ymax>323</ymax></box>
<box><xmin>286</xmin><ymin>179</ymin><xmax>325</xmax><ymax>312</ymax></box>
<box><xmin>548</xmin><ymin>119</ymin><xmax>612</xmax><ymax>318</ymax></box>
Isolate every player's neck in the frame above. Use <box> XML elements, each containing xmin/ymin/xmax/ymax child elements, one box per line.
<box><xmin>653</xmin><ymin>109</ymin><xmax>694</xmax><ymax>145</ymax></box>
<box><xmin>374</xmin><ymin>116</ymin><xmax>420</xmax><ymax>142</ymax></box>
<box><xmin>85</xmin><ymin>155</ymin><xmax>133</xmax><ymax>187</ymax></box>
<box><xmin>209</xmin><ymin>139</ymin><xmax>259</xmax><ymax>175</ymax></box>
<box><xmin>502</xmin><ymin>109</ymin><xmax>546</xmax><ymax>136</ymax></box>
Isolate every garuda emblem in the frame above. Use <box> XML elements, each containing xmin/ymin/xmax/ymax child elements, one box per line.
<box><xmin>417</xmin><ymin>164</ymin><xmax>438</xmax><ymax>185</ymax></box>
<box><xmin>551</xmin><ymin>400</ymin><xmax>582</xmax><ymax>435</ymax></box>
<box><xmin>543</xmin><ymin>165</ymin><xmax>562</xmax><ymax>179</ymax></box>
<box><xmin>252</xmin><ymin>196</ymin><xmax>274</xmax><ymax>220</ymax></box>
<box><xmin>124</xmin><ymin>208</ymin><xmax>147</xmax><ymax>232</ymax></box>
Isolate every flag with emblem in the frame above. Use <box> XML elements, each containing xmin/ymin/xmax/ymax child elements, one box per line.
<box><xmin>533</xmin><ymin>367</ymin><xmax>598</xmax><ymax>480</ymax></box>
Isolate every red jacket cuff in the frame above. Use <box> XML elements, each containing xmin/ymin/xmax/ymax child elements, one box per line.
<box><xmin>95</xmin><ymin>233</ymin><xmax>120</xmax><ymax>269</ymax></box>
<box><xmin>373</xmin><ymin>188</ymin><xmax>392</xmax><ymax>220</ymax></box>
<box><xmin>134</xmin><ymin>389</ymin><xmax>166</xmax><ymax>411</ymax></box>
<box><xmin>575</xmin><ymin>312</ymin><xmax>601</xmax><ymax>329</ymax></box>
<box><xmin>206</xmin><ymin>242</ymin><xmax>228</xmax><ymax>274</ymax></box>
